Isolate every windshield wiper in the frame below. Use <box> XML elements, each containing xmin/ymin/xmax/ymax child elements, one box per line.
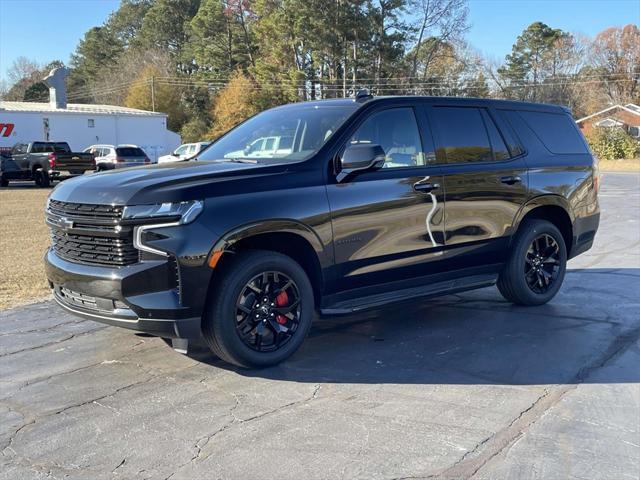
<box><xmin>214</xmin><ymin>158</ymin><xmax>260</xmax><ymax>164</ymax></box>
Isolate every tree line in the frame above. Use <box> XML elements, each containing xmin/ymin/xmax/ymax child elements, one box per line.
<box><xmin>2</xmin><ymin>0</ymin><xmax>639</xmax><ymax>143</ymax></box>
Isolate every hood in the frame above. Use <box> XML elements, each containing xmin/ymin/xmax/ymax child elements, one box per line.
<box><xmin>50</xmin><ymin>160</ymin><xmax>285</xmax><ymax>205</ymax></box>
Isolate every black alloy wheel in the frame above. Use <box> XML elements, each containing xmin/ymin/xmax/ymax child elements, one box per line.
<box><xmin>202</xmin><ymin>250</ymin><xmax>314</xmax><ymax>368</ymax></box>
<box><xmin>235</xmin><ymin>271</ymin><xmax>301</xmax><ymax>352</ymax></box>
<box><xmin>497</xmin><ymin>219</ymin><xmax>567</xmax><ymax>306</ymax></box>
<box><xmin>524</xmin><ymin>233</ymin><xmax>561</xmax><ymax>294</ymax></box>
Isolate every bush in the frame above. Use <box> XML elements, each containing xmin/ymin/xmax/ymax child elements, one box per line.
<box><xmin>586</xmin><ymin>128</ymin><xmax>640</xmax><ymax>160</ymax></box>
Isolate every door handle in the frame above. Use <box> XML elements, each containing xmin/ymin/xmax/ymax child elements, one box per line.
<box><xmin>500</xmin><ymin>175</ymin><xmax>522</xmax><ymax>185</ymax></box>
<box><xmin>413</xmin><ymin>182</ymin><xmax>440</xmax><ymax>193</ymax></box>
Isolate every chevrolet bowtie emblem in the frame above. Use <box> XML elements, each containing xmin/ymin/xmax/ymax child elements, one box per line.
<box><xmin>54</xmin><ymin>215</ymin><xmax>74</xmax><ymax>230</ymax></box>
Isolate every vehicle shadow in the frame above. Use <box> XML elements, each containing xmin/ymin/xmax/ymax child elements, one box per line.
<box><xmin>187</xmin><ymin>267</ymin><xmax>640</xmax><ymax>386</ymax></box>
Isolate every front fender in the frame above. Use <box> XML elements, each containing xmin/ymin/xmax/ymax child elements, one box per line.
<box><xmin>212</xmin><ymin>219</ymin><xmax>329</xmax><ymax>266</ymax></box>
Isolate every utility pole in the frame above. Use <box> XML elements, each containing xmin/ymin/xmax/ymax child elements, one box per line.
<box><xmin>150</xmin><ymin>76</ymin><xmax>156</xmax><ymax>112</ymax></box>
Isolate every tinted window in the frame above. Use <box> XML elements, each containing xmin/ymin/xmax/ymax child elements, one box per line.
<box><xmin>54</xmin><ymin>142</ymin><xmax>70</xmax><ymax>153</ymax></box>
<box><xmin>32</xmin><ymin>142</ymin><xmax>54</xmax><ymax>153</ymax></box>
<box><xmin>116</xmin><ymin>147</ymin><xmax>145</xmax><ymax>156</ymax></box>
<box><xmin>516</xmin><ymin>111</ymin><xmax>588</xmax><ymax>154</ymax></box>
<box><xmin>481</xmin><ymin>110</ymin><xmax>510</xmax><ymax>160</ymax></box>
<box><xmin>350</xmin><ymin>108</ymin><xmax>425</xmax><ymax>168</ymax></box>
<box><xmin>433</xmin><ymin>107</ymin><xmax>492</xmax><ymax>163</ymax></box>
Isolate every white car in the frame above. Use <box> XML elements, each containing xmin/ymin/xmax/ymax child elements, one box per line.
<box><xmin>157</xmin><ymin>142</ymin><xmax>210</xmax><ymax>164</ymax></box>
<box><xmin>225</xmin><ymin>136</ymin><xmax>293</xmax><ymax>159</ymax></box>
<box><xmin>84</xmin><ymin>144</ymin><xmax>150</xmax><ymax>170</ymax></box>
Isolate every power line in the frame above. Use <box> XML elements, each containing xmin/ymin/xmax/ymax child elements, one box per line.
<box><xmin>56</xmin><ymin>74</ymin><xmax>639</xmax><ymax>103</ymax></box>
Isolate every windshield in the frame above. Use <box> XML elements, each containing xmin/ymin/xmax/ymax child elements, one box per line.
<box><xmin>198</xmin><ymin>104</ymin><xmax>358</xmax><ymax>164</ymax></box>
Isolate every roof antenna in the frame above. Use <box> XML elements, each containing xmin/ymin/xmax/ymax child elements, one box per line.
<box><xmin>355</xmin><ymin>89</ymin><xmax>373</xmax><ymax>103</ymax></box>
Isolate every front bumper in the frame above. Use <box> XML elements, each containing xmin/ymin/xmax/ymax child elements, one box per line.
<box><xmin>45</xmin><ymin>249</ymin><xmax>201</xmax><ymax>338</ymax></box>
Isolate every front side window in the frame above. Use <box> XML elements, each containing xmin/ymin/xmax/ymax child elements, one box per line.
<box><xmin>175</xmin><ymin>145</ymin><xmax>189</xmax><ymax>156</ymax></box>
<box><xmin>433</xmin><ymin>107</ymin><xmax>493</xmax><ymax>163</ymax></box>
<box><xmin>198</xmin><ymin>104</ymin><xmax>359</xmax><ymax>164</ymax></box>
<box><xmin>12</xmin><ymin>143</ymin><xmax>26</xmax><ymax>154</ymax></box>
<box><xmin>264</xmin><ymin>138</ymin><xmax>276</xmax><ymax>151</ymax></box>
<box><xmin>349</xmin><ymin>107</ymin><xmax>426</xmax><ymax>168</ymax></box>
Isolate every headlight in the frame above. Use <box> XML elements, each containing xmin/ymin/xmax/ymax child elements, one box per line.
<box><xmin>123</xmin><ymin>200</ymin><xmax>204</xmax><ymax>224</ymax></box>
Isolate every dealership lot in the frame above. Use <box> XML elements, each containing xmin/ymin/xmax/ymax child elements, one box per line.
<box><xmin>0</xmin><ymin>173</ymin><xmax>638</xmax><ymax>479</ymax></box>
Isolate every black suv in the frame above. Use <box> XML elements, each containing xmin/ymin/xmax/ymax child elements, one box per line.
<box><xmin>44</xmin><ymin>95</ymin><xmax>600</xmax><ymax>367</ymax></box>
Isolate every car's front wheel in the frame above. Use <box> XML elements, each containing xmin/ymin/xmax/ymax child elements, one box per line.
<box><xmin>203</xmin><ymin>250</ymin><xmax>314</xmax><ymax>368</ymax></box>
<box><xmin>497</xmin><ymin>219</ymin><xmax>567</xmax><ymax>306</ymax></box>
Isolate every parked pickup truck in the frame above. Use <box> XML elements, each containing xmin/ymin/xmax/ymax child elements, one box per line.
<box><xmin>0</xmin><ymin>141</ymin><xmax>96</xmax><ymax>187</ymax></box>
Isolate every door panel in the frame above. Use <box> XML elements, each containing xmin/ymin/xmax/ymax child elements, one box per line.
<box><xmin>328</xmin><ymin>170</ymin><xmax>444</xmax><ymax>290</ymax></box>
<box><xmin>327</xmin><ymin>106</ymin><xmax>445</xmax><ymax>292</ymax></box>
<box><xmin>441</xmin><ymin>160</ymin><xmax>528</xmax><ymax>267</ymax></box>
<box><xmin>427</xmin><ymin>105</ymin><xmax>529</xmax><ymax>268</ymax></box>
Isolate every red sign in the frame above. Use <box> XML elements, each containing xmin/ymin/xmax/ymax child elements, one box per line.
<box><xmin>0</xmin><ymin>123</ymin><xmax>15</xmax><ymax>137</ymax></box>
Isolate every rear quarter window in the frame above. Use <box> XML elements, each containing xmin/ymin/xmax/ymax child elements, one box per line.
<box><xmin>515</xmin><ymin>110</ymin><xmax>587</xmax><ymax>154</ymax></box>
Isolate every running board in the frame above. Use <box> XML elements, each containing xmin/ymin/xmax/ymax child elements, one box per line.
<box><xmin>320</xmin><ymin>273</ymin><xmax>497</xmax><ymax>315</ymax></box>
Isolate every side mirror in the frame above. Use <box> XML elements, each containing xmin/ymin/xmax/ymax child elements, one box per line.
<box><xmin>337</xmin><ymin>144</ymin><xmax>385</xmax><ymax>182</ymax></box>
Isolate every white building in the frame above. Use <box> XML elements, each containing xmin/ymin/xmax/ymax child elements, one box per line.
<box><xmin>0</xmin><ymin>101</ymin><xmax>181</xmax><ymax>162</ymax></box>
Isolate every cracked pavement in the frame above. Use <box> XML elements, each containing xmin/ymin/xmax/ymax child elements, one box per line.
<box><xmin>1</xmin><ymin>173</ymin><xmax>639</xmax><ymax>479</ymax></box>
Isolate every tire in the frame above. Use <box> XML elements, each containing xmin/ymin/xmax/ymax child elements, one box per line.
<box><xmin>0</xmin><ymin>174</ymin><xmax>8</xmax><ymax>187</ymax></box>
<box><xmin>34</xmin><ymin>169</ymin><xmax>51</xmax><ymax>188</ymax></box>
<box><xmin>498</xmin><ymin>219</ymin><xmax>567</xmax><ymax>306</ymax></box>
<box><xmin>203</xmin><ymin>250</ymin><xmax>314</xmax><ymax>368</ymax></box>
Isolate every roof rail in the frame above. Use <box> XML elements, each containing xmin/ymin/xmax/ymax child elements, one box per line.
<box><xmin>355</xmin><ymin>89</ymin><xmax>373</xmax><ymax>103</ymax></box>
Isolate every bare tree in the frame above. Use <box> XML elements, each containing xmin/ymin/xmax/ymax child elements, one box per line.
<box><xmin>408</xmin><ymin>0</ymin><xmax>468</xmax><ymax>86</ymax></box>
<box><xmin>590</xmin><ymin>24</ymin><xmax>640</xmax><ymax>105</ymax></box>
<box><xmin>6</xmin><ymin>57</ymin><xmax>41</xmax><ymax>86</ymax></box>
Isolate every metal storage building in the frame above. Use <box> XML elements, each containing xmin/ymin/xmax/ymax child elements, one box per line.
<box><xmin>0</xmin><ymin>101</ymin><xmax>181</xmax><ymax>162</ymax></box>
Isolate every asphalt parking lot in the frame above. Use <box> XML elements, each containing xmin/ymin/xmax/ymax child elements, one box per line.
<box><xmin>1</xmin><ymin>172</ymin><xmax>638</xmax><ymax>480</ymax></box>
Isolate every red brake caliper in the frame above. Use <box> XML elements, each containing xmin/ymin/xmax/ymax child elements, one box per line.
<box><xmin>275</xmin><ymin>291</ymin><xmax>289</xmax><ymax>325</ymax></box>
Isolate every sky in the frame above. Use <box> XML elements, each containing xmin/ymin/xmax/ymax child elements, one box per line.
<box><xmin>0</xmin><ymin>0</ymin><xmax>638</xmax><ymax>85</ymax></box>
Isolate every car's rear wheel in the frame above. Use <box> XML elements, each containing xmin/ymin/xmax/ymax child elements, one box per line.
<box><xmin>203</xmin><ymin>250</ymin><xmax>314</xmax><ymax>368</ymax></box>
<box><xmin>34</xmin><ymin>169</ymin><xmax>51</xmax><ymax>188</ymax></box>
<box><xmin>497</xmin><ymin>219</ymin><xmax>567</xmax><ymax>306</ymax></box>
<box><xmin>0</xmin><ymin>174</ymin><xmax>8</xmax><ymax>187</ymax></box>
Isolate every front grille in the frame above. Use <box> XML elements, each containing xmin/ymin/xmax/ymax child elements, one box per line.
<box><xmin>50</xmin><ymin>228</ymin><xmax>138</xmax><ymax>266</ymax></box>
<box><xmin>48</xmin><ymin>199</ymin><xmax>123</xmax><ymax>221</ymax></box>
<box><xmin>58</xmin><ymin>287</ymin><xmax>98</xmax><ymax>310</ymax></box>
<box><xmin>47</xmin><ymin>200</ymin><xmax>137</xmax><ymax>267</ymax></box>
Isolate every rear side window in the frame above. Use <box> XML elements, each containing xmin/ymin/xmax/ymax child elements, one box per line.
<box><xmin>433</xmin><ymin>107</ymin><xmax>493</xmax><ymax>163</ymax></box>
<box><xmin>515</xmin><ymin>111</ymin><xmax>587</xmax><ymax>154</ymax></box>
<box><xmin>480</xmin><ymin>110</ymin><xmax>510</xmax><ymax>160</ymax></box>
<box><xmin>54</xmin><ymin>142</ymin><xmax>70</xmax><ymax>153</ymax></box>
<box><xmin>32</xmin><ymin>143</ymin><xmax>54</xmax><ymax>153</ymax></box>
<box><xmin>116</xmin><ymin>147</ymin><xmax>145</xmax><ymax>156</ymax></box>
